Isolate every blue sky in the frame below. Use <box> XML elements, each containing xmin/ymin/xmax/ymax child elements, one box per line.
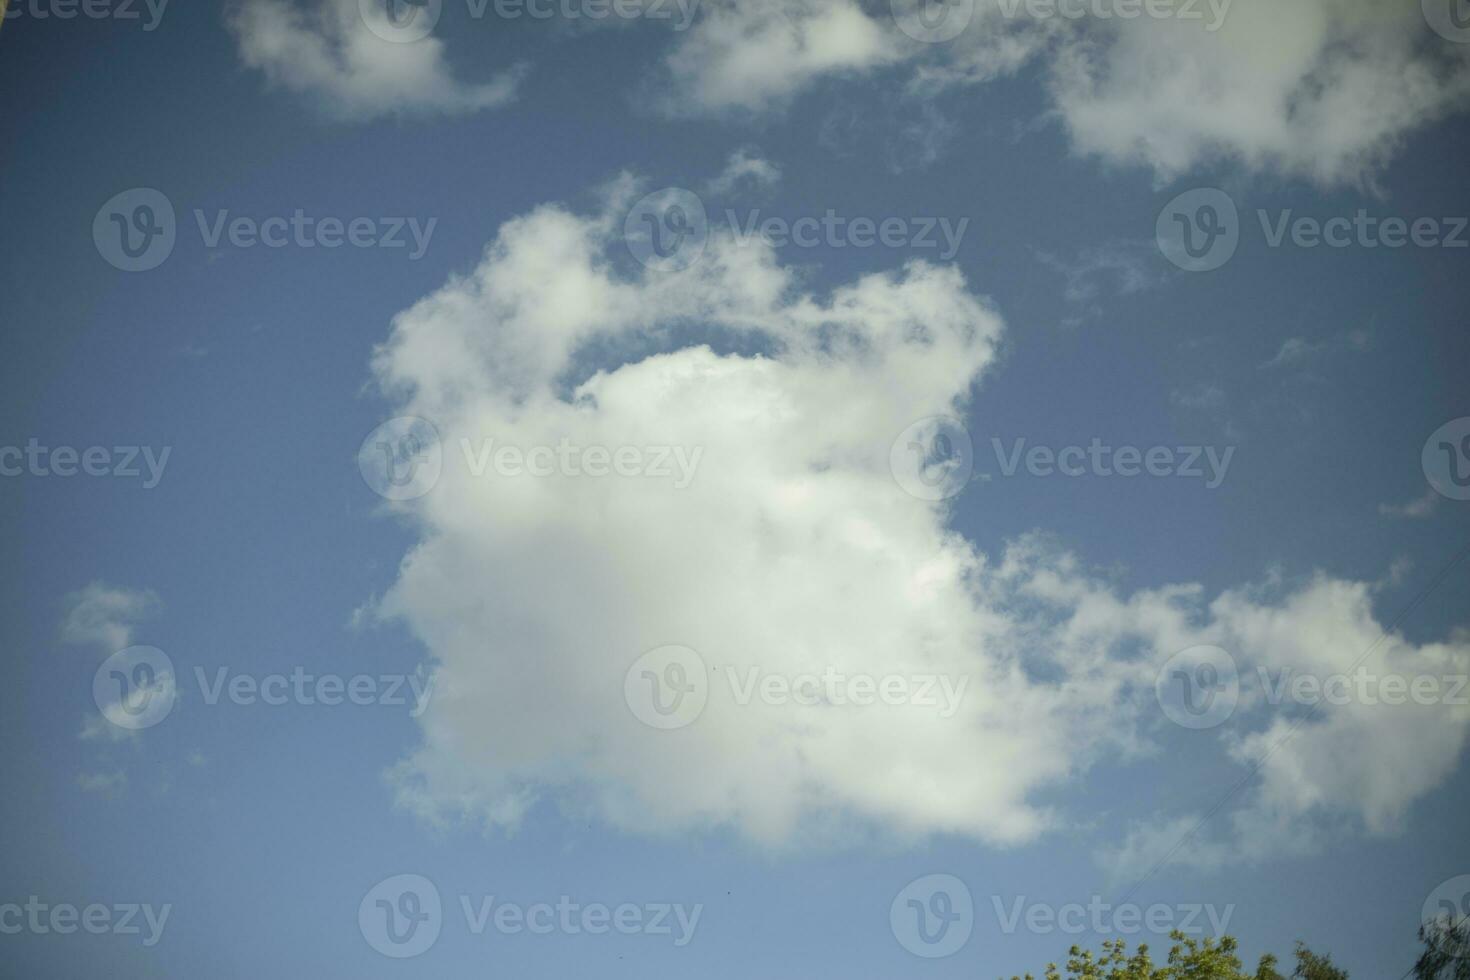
<box><xmin>2</xmin><ymin>1</ymin><xmax>1470</xmax><ymax>977</ymax></box>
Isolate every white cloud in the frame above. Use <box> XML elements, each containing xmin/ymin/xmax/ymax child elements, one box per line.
<box><xmin>364</xmin><ymin>176</ymin><xmax>1470</xmax><ymax>856</ymax></box>
<box><xmin>656</xmin><ymin>0</ymin><xmax>902</xmax><ymax>115</ymax></box>
<box><xmin>229</xmin><ymin>0</ymin><xmax>524</xmax><ymax>121</ymax></box>
<box><xmin>76</xmin><ymin>771</ymin><xmax>128</xmax><ymax>795</ymax></box>
<box><xmin>1380</xmin><ymin>488</ymin><xmax>1440</xmax><ymax>520</ymax></box>
<box><xmin>1035</xmin><ymin>238</ymin><xmax>1165</xmax><ymax>323</ymax></box>
<box><xmin>657</xmin><ymin>0</ymin><xmax>1470</xmax><ymax>186</ymax></box>
<box><xmin>704</xmin><ymin>148</ymin><xmax>783</xmax><ymax>195</ymax></box>
<box><xmin>1042</xmin><ymin>0</ymin><xmax>1470</xmax><ymax>186</ymax></box>
<box><xmin>60</xmin><ymin>582</ymin><xmax>159</xmax><ymax>652</ymax></box>
<box><xmin>1098</xmin><ymin>575</ymin><xmax>1470</xmax><ymax>875</ymax></box>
